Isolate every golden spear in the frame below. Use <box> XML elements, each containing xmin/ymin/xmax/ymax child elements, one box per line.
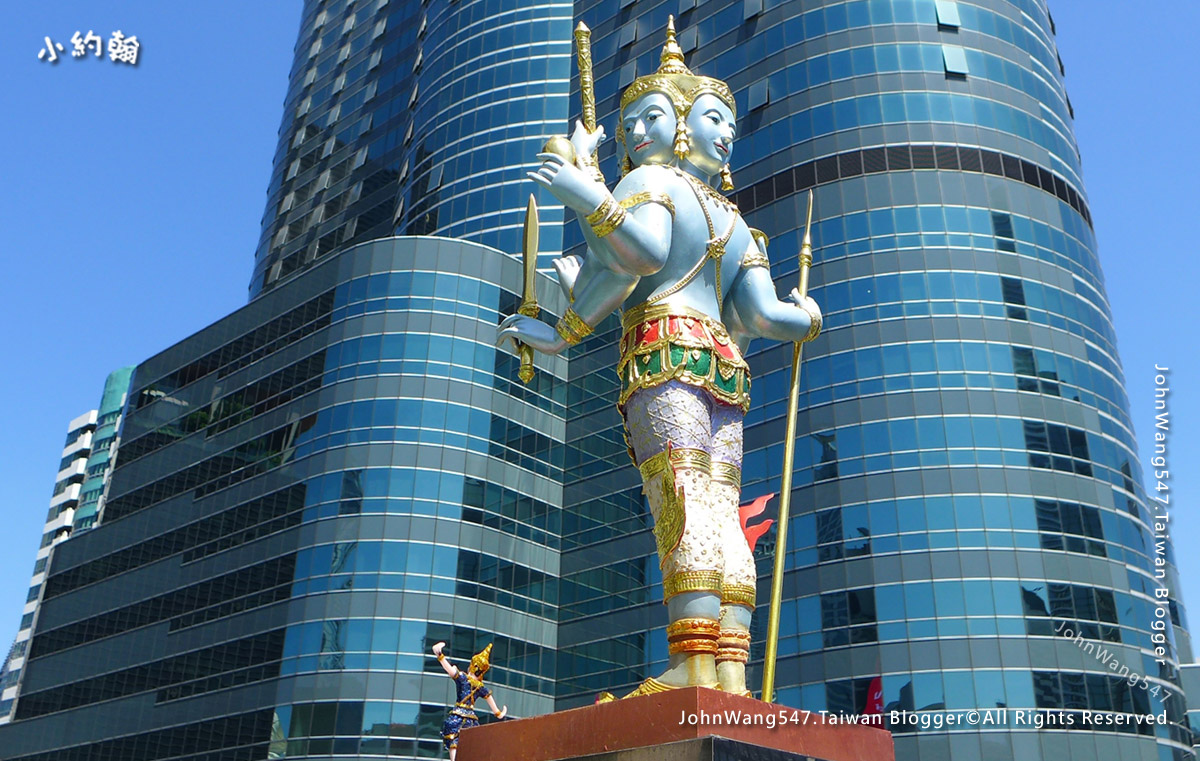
<box><xmin>761</xmin><ymin>190</ymin><xmax>816</xmax><ymax>703</ymax></box>
<box><xmin>517</xmin><ymin>195</ymin><xmax>540</xmax><ymax>384</ymax></box>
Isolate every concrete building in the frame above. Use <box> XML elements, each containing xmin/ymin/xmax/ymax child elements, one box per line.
<box><xmin>0</xmin><ymin>367</ymin><xmax>132</xmax><ymax>724</ymax></box>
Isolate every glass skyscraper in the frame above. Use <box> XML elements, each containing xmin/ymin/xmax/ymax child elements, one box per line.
<box><xmin>250</xmin><ymin>0</ymin><xmax>573</xmax><ymax>296</ymax></box>
<box><xmin>558</xmin><ymin>1</ymin><xmax>1193</xmax><ymax>760</ymax></box>
<box><xmin>0</xmin><ymin>1</ymin><xmax>1192</xmax><ymax>760</ymax></box>
<box><xmin>0</xmin><ymin>239</ymin><xmax>567</xmax><ymax>760</ymax></box>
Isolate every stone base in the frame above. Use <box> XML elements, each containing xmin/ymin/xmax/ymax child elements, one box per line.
<box><xmin>458</xmin><ymin>687</ymin><xmax>893</xmax><ymax>761</ymax></box>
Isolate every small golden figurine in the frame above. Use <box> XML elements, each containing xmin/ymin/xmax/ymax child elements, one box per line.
<box><xmin>433</xmin><ymin>641</ymin><xmax>507</xmax><ymax>759</ymax></box>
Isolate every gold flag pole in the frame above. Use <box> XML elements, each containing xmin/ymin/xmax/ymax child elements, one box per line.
<box><xmin>761</xmin><ymin>190</ymin><xmax>816</xmax><ymax>703</ymax></box>
<box><xmin>517</xmin><ymin>195</ymin><xmax>540</xmax><ymax>384</ymax></box>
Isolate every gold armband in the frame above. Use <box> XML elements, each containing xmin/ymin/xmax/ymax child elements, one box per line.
<box><xmin>741</xmin><ymin>249</ymin><xmax>770</xmax><ymax>269</ymax></box>
<box><xmin>555</xmin><ymin>308</ymin><xmax>594</xmax><ymax>346</ymax></box>
<box><xmin>619</xmin><ymin>192</ymin><xmax>676</xmax><ymax>218</ymax></box>
<box><xmin>663</xmin><ymin>570</ymin><xmax>723</xmax><ymax>600</ymax></box>
<box><xmin>711</xmin><ymin>461</ymin><xmax>741</xmax><ymax>489</ymax></box>
<box><xmin>586</xmin><ymin>196</ymin><xmax>626</xmax><ymax>237</ymax></box>
<box><xmin>638</xmin><ymin>447</ymin><xmax>711</xmax><ymax>482</ymax></box>
<box><xmin>742</xmin><ymin>228</ymin><xmax>770</xmax><ymax>269</ymax></box>
<box><xmin>722</xmin><ymin>583</ymin><xmax>757</xmax><ymax>608</ymax></box>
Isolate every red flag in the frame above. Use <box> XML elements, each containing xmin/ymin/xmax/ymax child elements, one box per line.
<box><xmin>739</xmin><ymin>493</ymin><xmax>776</xmax><ymax>551</ymax></box>
<box><xmin>864</xmin><ymin>676</ymin><xmax>883</xmax><ymax>714</ymax></box>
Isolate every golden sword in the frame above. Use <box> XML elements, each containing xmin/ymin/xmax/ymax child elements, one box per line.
<box><xmin>517</xmin><ymin>194</ymin><xmax>540</xmax><ymax>384</ymax></box>
<box><xmin>762</xmin><ymin>190</ymin><xmax>816</xmax><ymax>703</ymax></box>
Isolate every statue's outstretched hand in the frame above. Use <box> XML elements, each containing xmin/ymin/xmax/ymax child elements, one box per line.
<box><xmin>497</xmin><ymin>314</ymin><xmax>568</xmax><ymax>356</ymax></box>
<box><xmin>787</xmin><ymin>290</ymin><xmax>822</xmax><ymax>340</ymax></box>
<box><xmin>432</xmin><ymin>642</ymin><xmax>446</xmax><ymax>656</ymax></box>
<box><xmin>528</xmin><ymin>153</ymin><xmax>606</xmax><ymax>214</ymax></box>
<box><xmin>570</xmin><ymin>120</ymin><xmax>605</xmax><ymax>158</ymax></box>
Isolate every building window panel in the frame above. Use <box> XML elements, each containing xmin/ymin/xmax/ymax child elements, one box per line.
<box><xmin>748</xmin><ymin>79</ymin><xmax>769</xmax><ymax>111</ymax></box>
<box><xmin>942</xmin><ymin>45</ymin><xmax>969</xmax><ymax>76</ymax></box>
<box><xmin>935</xmin><ymin>0</ymin><xmax>961</xmax><ymax>29</ymax></box>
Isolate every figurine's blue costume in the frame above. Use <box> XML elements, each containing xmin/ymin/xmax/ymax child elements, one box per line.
<box><xmin>441</xmin><ymin>672</ymin><xmax>491</xmax><ymax>751</ymax></box>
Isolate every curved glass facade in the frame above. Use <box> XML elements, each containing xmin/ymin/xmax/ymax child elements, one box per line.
<box><xmin>251</xmin><ymin>0</ymin><xmax>573</xmax><ymax>297</ymax></box>
<box><xmin>0</xmin><ymin>239</ymin><xmax>567</xmax><ymax>761</ymax></box>
<box><xmin>560</xmin><ymin>2</ymin><xmax>1193</xmax><ymax>759</ymax></box>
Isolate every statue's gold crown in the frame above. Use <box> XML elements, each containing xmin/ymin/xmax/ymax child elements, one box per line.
<box><xmin>469</xmin><ymin>643</ymin><xmax>493</xmax><ymax>676</ymax></box>
<box><xmin>619</xmin><ymin>16</ymin><xmax>736</xmax><ymax>118</ymax></box>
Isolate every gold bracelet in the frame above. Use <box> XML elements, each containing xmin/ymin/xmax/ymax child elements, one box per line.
<box><xmin>585</xmin><ymin>196</ymin><xmax>616</xmax><ymax>226</ymax></box>
<box><xmin>666</xmin><ymin>618</ymin><xmax>721</xmax><ymax>640</ymax></box>
<box><xmin>668</xmin><ymin>637</ymin><xmax>719</xmax><ymax>655</ymax></box>
<box><xmin>801</xmin><ymin>302</ymin><xmax>822</xmax><ymax>342</ymax></box>
<box><xmin>554</xmin><ymin>308</ymin><xmax>593</xmax><ymax>346</ymax></box>
<box><xmin>591</xmin><ymin>204</ymin><xmax>626</xmax><ymax>238</ymax></box>
<box><xmin>436</xmin><ymin>652</ymin><xmax>446</xmax><ymax>662</ymax></box>
<box><xmin>717</xmin><ymin>629</ymin><xmax>752</xmax><ymax>663</ymax></box>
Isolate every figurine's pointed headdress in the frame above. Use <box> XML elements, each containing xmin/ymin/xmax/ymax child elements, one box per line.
<box><xmin>619</xmin><ymin>17</ymin><xmax>736</xmax><ymax>118</ymax></box>
<box><xmin>469</xmin><ymin>643</ymin><xmax>493</xmax><ymax>676</ymax></box>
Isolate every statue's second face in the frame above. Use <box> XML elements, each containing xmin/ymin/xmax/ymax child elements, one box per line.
<box><xmin>684</xmin><ymin>93</ymin><xmax>736</xmax><ymax>178</ymax></box>
<box><xmin>622</xmin><ymin>92</ymin><xmax>678</xmax><ymax>167</ymax></box>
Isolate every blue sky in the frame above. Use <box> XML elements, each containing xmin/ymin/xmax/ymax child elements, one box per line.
<box><xmin>1</xmin><ymin>2</ymin><xmax>1195</xmax><ymax>665</ymax></box>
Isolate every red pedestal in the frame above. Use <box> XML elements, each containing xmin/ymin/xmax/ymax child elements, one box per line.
<box><xmin>459</xmin><ymin>687</ymin><xmax>894</xmax><ymax>761</ymax></box>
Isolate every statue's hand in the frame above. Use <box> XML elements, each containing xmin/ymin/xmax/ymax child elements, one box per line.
<box><xmin>552</xmin><ymin>255</ymin><xmax>582</xmax><ymax>300</ymax></box>
<box><xmin>787</xmin><ymin>290</ymin><xmax>822</xmax><ymax>339</ymax></box>
<box><xmin>497</xmin><ymin>314</ymin><xmax>568</xmax><ymax>356</ymax></box>
<box><xmin>497</xmin><ymin>705</ymin><xmax>508</xmax><ymax>720</ymax></box>
<box><xmin>570</xmin><ymin>120</ymin><xmax>605</xmax><ymax>158</ymax></box>
<box><xmin>432</xmin><ymin>642</ymin><xmax>446</xmax><ymax>656</ymax></box>
<box><xmin>528</xmin><ymin>153</ymin><xmax>607</xmax><ymax>214</ymax></box>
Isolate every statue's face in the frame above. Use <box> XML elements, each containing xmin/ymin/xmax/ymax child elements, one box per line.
<box><xmin>621</xmin><ymin>92</ymin><xmax>678</xmax><ymax>167</ymax></box>
<box><xmin>684</xmin><ymin>93</ymin><xmax>736</xmax><ymax>178</ymax></box>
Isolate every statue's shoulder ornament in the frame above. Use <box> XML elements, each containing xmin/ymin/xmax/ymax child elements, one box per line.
<box><xmin>740</xmin><ymin>228</ymin><xmax>770</xmax><ymax>270</ymax></box>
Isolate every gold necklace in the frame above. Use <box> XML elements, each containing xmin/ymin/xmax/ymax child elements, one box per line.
<box><xmin>671</xmin><ymin>166</ymin><xmax>738</xmax><ymax>212</ymax></box>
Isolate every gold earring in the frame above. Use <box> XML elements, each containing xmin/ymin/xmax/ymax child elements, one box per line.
<box><xmin>674</xmin><ymin>121</ymin><xmax>690</xmax><ymax>161</ymax></box>
<box><xmin>720</xmin><ymin>165</ymin><xmax>734</xmax><ymax>191</ymax></box>
<box><xmin>621</xmin><ymin>154</ymin><xmax>634</xmax><ymax>177</ymax></box>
